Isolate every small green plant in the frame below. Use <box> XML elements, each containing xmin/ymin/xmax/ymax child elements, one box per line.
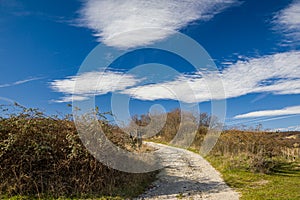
<box><xmin>176</xmin><ymin>192</ymin><xmax>185</xmax><ymax>199</ymax></box>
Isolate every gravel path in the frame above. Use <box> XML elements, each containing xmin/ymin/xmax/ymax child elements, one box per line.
<box><xmin>136</xmin><ymin>142</ymin><xmax>239</xmax><ymax>200</ymax></box>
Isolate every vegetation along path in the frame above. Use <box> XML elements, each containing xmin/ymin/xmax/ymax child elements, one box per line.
<box><xmin>137</xmin><ymin>142</ymin><xmax>239</xmax><ymax>200</ymax></box>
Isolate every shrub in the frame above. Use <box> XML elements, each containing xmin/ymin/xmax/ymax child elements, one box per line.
<box><xmin>209</xmin><ymin>130</ymin><xmax>300</xmax><ymax>174</ymax></box>
<box><xmin>0</xmin><ymin>104</ymin><xmax>156</xmax><ymax>199</ymax></box>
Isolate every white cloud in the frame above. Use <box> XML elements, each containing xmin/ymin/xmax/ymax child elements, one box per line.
<box><xmin>121</xmin><ymin>73</ymin><xmax>214</xmax><ymax>103</ymax></box>
<box><xmin>52</xmin><ymin>95</ymin><xmax>89</xmax><ymax>103</ymax></box>
<box><xmin>121</xmin><ymin>51</ymin><xmax>300</xmax><ymax>102</ymax></box>
<box><xmin>274</xmin><ymin>0</ymin><xmax>300</xmax><ymax>42</ymax></box>
<box><xmin>226</xmin><ymin>115</ymin><xmax>299</xmax><ymax>127</ymax></box>
<box><xmin>221</xmin><ymin>61</ymin><xmax>234</xmax><ymax>65</ymax></box>
<box><xmin>221</xmin><ymin>51</ymin><xmax>300</xmax><ymax>98</ymax></box>
<box><xmin>50</xmin><ymin>71</ymin><xmax>141</xmax><ymax>102</ymax></box>
<box><xmin>269</xmin><ymin>125</ymin><xmax>300</xmax><ymax>132</ymax></box>
<box><xmin>78</xmin><ymin>0</ymin><xmax>238</xmax><ymax>48</ymax></box>
<box><xmin>51</xmin><ymin>51</ymin><xmax>300</xmax><ymax>104</ymax></box>
<box><xmin>234</xmin><ymin>105</ymin><xmax>300</xmax><ymax>119</ymax></box>
<box><xmin>0</xmin><ymin>77</ymin><xmax>42</xmax><ymax>88</ymax></box>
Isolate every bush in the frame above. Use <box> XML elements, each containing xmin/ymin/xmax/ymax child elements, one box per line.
<box><xmin>209</xmin><ymin>130</ymin><xmax>300</xmax><ymax>174</ymax></box>
<box><xmin>0</xmin><ymin>104</ymin><xmax>156</xmax><ymax>199</ymax></box>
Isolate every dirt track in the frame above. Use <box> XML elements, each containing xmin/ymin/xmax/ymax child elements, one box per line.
<box><xmin>137</xmin><ymin>142</ymin><xmax>239</xmax><ymax>200</ymax></box>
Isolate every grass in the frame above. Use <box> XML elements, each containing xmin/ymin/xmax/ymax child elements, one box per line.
<box><xmin>153</xmin><ymin>143</ymin><xmax>300</xmax><ymax>199</ymax></box>
<box><xmin>151</xmin><ymin>140</ymin><xmax>300</xmax><ymax>199</ymax></box>
<box><xmin>206</xmin><ymin>155</ymin><xmax>300</xmax><ymax>200</ymax></box>
<box><xmin>1</xmin><ymin>105</ymin><xmax>299</xmax><ymax>199</ymax></box>
<box><xmin>1</xmin><ymin>176</ymin><xmax>156</xmax><ymax>200</ymax></box>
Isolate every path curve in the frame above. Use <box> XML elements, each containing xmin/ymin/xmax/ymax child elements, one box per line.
<box><xmin>136</xmin><ymin>142</ymin><xmax>239</xmax><ymax>200</ymax></box>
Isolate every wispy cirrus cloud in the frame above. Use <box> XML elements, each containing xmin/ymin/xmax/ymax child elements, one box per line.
<box><xmin>0</xmin><ymin>77</ymin><xmax>43</xmax><ymax>88</ymax></box>
<box><xmin>52</xmin><ymin>95</ymin><xmax>90</xmax><ymax>103</ymax></box>
<box><xmin>269</xmin><ymin>124</ymin><xmax>300</xmax><ymax>132</ymax></box>
<box><xmin>50</xmin><ymin>71</ymin><xmax>141</xmax><ymax>103</ymax></box>
<box><xmin>226</xmin><ymin>115</ymin><xmax>299</xmax><ymax>128</ymax></box>
<box><xmin>234</xmin><ymin>105</ymin><xmax>300</xmax><ymax>119</ymax></box>
<box><xmin>51</xmin><ymin>51</ymin><xmax>300</xmax><ymax>103</ymax></box>
<box><xmin>274</xmin><ymin>0</ymin><xmax>300</xmax><ymax>43</ymax></box>
<box><xmin>121</xmin><ymin>51</ymin><xmax>300</xmax><ymax>102</ymax></box>
<box><xmin>78</xmin><ymin>0</ymin><xmax>239</xmax><ymax>48</ymax></box>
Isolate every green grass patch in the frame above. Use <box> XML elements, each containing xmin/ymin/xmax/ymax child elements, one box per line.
<box><xmin>206</xmin><ymin>155</ymin><xmax>300</xmax><ymax>200</ymax></box>
<box><xmin>152</xmin><ymin>144</ymin><xmax>300</xmax><ymax>200</ymax></box>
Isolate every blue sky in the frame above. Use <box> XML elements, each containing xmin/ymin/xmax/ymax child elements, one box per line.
<box><xmin>0</xmin><ymin>0</ymin><xmax>300</xmax><ymax>131</ymax></box>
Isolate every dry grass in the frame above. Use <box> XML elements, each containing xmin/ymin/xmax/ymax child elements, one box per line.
<box><xmin>145</xmin><ymin>109</ymin><xmax>300</xmax><ymax>173</ymax></box>
<box><xmin>0</xmin><ymin>104</ymin><xmax>157</xmax><ymax>199</ymax></box>
<box><xmin>143</xmin><ymin>109</ymin><xmax>300</xmax><ymax>199</ymax></box>
<box><xmin>209</xmin><ymin>130</ymin><xmax>300</xmax><ymax>173</ymax></box>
